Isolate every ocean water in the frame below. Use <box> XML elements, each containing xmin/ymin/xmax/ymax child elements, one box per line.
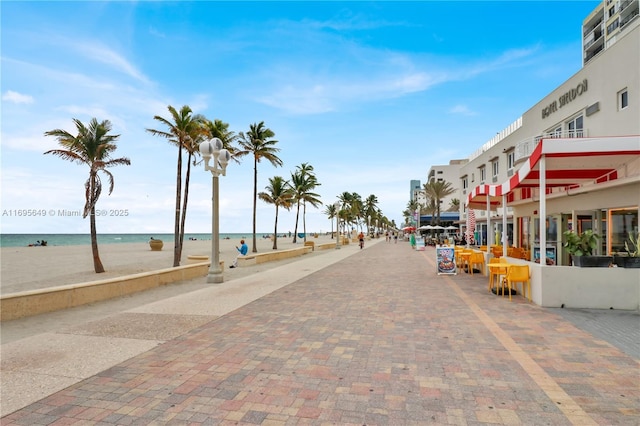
<box><xmin>0</xmin><ymin>233</ymin><xmax>265</xmax><ymax>248</ymax></box>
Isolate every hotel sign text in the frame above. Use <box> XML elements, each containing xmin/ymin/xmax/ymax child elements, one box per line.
<box><xmin>542</xmin><ymin>79</ymin><xmax>588</xmax><ymax>119</ymax></box>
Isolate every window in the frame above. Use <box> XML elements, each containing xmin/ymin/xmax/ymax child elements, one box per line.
<box><xmin>462</xmin><ymin>176</ymin><xmax>468</xmax><ymax>189</ymax></box>
<box><xmin>552</xmin><ymin>126</ymin><xmax>562</xmax><ymax>137</ymax></box>
<box><xmin>506</xmin><ymin>151</ymin><xmax>515</xmax><ymax>171</ymax></box>
<box><xmin>609</xmin><ymin>6</ymin><xmax>615</xmax><ymax>18</ymax></box>
<box><xmin>479</xmin><ymin>166</ymin><xmax>486</xmax><ymax>183</ymax></box>
<box><xmin>567</xmin><ymin>115</ymin><xmax>584</xmax><ymax>137</ymax></box>
<box><xmin>492</xmin><ymin>160</ymin><xmax>499</xmax><ymax>178</ymax></box>
<box><xmin>619</xmin><ymin>89</ymin><xmax>628</xmax><ymax>110</ymax></box>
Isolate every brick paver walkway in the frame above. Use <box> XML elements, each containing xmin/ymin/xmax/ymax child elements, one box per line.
<box><xmin>3</xmin><ymin>241</ymin><xmax>639</xmax><ymax>425</ymax></box>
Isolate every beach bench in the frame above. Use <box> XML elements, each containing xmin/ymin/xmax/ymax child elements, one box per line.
<box><xmin>237</xmin><ymin>246</ymin><xmax>312</xmax><ymax>267</ymax></box>
<box><xmin>304</xmin><ymin>241</ymin><xmax>315</xmax><ymax>251</ymax></box>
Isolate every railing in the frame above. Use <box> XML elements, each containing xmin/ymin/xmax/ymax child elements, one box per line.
<box><xmin>468</xmin><ymin>117</ymin><xmax>523</xmax><ymax>161</ymax></box>
<box><xmin>620</xmin><ymin>9</ymin><xmax>639</xmax><ymax>28</ymax></box>
<box><xmin>513</xmin><ymin>129</ymin><xmax>588</xmax><ymax>165</ymax></box>
<box><xmin>583</xmin><ymin>21</ymin><xmax>604</xmax><ymax>48</ymax></box>
<box><xmin>620</xmin><ymin>0</ymin><xmax>635</xmax><ymax>13</ymax></box>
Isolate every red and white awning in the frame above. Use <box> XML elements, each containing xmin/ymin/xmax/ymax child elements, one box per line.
<box><xmin>466</xmin><ymin>135</ymin><xmax>640</xmax><ymax>209</ymax></box>
<box><xmin>466</xmin><ymin>184</ymin><xmax>503</xmax><ymax>211</ymax></box>
<box><xmin>502</xmin><ymin>136</ymin><xmax>640</xmax><ymax>193</ymax></box>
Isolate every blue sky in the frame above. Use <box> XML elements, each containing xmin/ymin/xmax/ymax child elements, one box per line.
<box><xmin>1</xmin><ymin>1</ymin><xmax>599</xmax><ymax>235</ymax></box>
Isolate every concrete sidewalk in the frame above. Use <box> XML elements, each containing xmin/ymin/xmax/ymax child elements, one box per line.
<box><xmin>2</xmin><ymin>239</ymin><xmax>639</xmax><ymax>424</ymax></box>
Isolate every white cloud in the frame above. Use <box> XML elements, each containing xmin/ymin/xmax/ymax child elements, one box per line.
<box><xmin>2</xmin><ymin>90</ymin><xmax>34</xmax><ymax>104</ymax></box>
<box><xmin>449</xmin><ymin>105</ymin><xmax>477</xmax><ymax>116</ymax></box>
<box><xmin>71</xmin><ymin>40</ymin><xmax>152</xmax><ymax>85</ymax></box>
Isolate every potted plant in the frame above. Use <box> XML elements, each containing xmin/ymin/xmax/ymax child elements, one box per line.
<box><xmin>563</xmin><ymin>229</ymin><xmax>612</xmax><ymax>267</ymax></box>
<box><xmin>149</xmin><ymin>237</ymin><xmax>163</xmax><ymax>251</ymax></box>
<box><xmin>620</xmin><ymin>232</ymin><xmax>640</xmax><ymax>268</ymax></box>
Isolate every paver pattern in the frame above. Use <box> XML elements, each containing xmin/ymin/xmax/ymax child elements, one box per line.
<box><xmin>2</xmin><ymin>241</ymin><xmax>639</xmax><ymax>425</ymax></box>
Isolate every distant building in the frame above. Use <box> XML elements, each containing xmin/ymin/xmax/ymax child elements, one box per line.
<box><xmin>426</xmin><ymin>159</ymin><xmax>468</xmax><ymax>215</ymax></box>
<box><xmin>410</xmin><ymin>179</ymin><xmax>423</xmax><ymax>204</ymax></box>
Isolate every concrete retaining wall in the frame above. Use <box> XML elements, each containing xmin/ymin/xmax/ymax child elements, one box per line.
<box><xmin>237</xmin><ymin>246</ymin><xmax>312</xmax><ymax>266</ymax></box>
<box><xmin>0</xmin><ymin>263</ymin><xmax>209</xmax><ymax>321</ymax></box>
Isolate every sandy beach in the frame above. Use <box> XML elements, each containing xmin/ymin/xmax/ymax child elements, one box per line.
<box><xmin>0</xmin><ymin>233</ymin><xmax>338</xmax><ymax>295</ymax></box>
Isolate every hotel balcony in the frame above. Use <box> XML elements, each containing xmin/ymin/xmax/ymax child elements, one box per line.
<box><xmin>513</xmin><ymin>129</ymin><xmax>588</xmax><ymax>165</ymax></box>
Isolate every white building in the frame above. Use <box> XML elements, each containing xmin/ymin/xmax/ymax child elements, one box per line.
<box><xmin>456</xmin><ymin>2</ymin><xmax>639</xmax><ymax>309</ymax></box>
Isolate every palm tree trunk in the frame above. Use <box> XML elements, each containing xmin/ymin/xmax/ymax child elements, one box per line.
<box><xmin>252</xmin><ymin>159</ymin><xmax>258</xmax><ymax>253</ymax></box>
<box><xmin>178</xmin><ymin>152</ymin><xmax>193</xmax><ymax>262</ymax></box>
<box><xmin>292</xmin><ymin>201</ymin><xmax>301</xmax><ymax>243</ymax></box>
<box><xmin>273</xmin><ymin>206</ymin><xmax>279</xmax><ymax>250</ymax></box>
<box><xmin>173</xmin><ymin>146</ymin><xmax>183</xmax><ymax>267</ymax></box>
<box><xmin>89</xmin><ymin>205</ymin><xmax>105</xmax><ymax>273</ymax></box>
<box><xmin>302</xmin><ymin>202</ymin><xmax>307</xmax><ymax>242</ymax></box>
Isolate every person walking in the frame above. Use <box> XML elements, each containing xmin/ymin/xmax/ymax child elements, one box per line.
<box><xmin>358</xmin><ymin>231</ymin><xmax>365</xmax><ymax>249</ymax></box>
<box><xmin>230</xmin><ymin>239</ymin><xmax>248</xmax><ymax>268</ymax></box>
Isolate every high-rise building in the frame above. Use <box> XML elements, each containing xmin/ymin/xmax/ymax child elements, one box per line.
<box><xmin>583</xmin><ymin>0</ymin><xmax>639</xmax><ymax>65</ymax></box>
<box><xmin>410</xmin><ymin>180</ymin><xmax>422</xmax><ymax>203</ymax></box>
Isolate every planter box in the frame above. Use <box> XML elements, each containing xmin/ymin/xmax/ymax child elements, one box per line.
<box><xmin>572</xmin><ymin>255</ymin><xmax>613</xmax><ymax>267</ymax></box>
<box><xmin>614</xmin><ymin>255</ymin><xmax>640</xmax><ymax>268</ymax></box>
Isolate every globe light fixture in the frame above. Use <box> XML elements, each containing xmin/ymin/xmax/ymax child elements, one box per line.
<box><xmin>199</xmin><ymin>137</ymin><xmax>231</xmax><ymax>283</ymax></box>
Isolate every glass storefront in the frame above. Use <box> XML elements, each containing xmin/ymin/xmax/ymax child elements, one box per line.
<box><xmin>514</xmin><ymin>207</ymin><xmax>639</xmax><ymax>263</ymax></box>
<box><xmin>608</xmin><ymin>208</ymin><xmax>639</xmax><ymax>254</ymax></box>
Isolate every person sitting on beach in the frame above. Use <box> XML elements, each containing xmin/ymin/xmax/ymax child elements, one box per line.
<box><xmin>230</xmin><ymin>239</ymin><xmax>248</xmax><ymax>268</ymax></box>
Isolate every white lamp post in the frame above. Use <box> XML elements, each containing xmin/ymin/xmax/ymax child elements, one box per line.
<box><xmin>334</xmin><ymin>201</ymin><xmax>341</xmax><ymax>249</ymax></box>
<box><xmin>199</xmin><ymin>137</ymin><xmax>230</xmax><ymax>284</ymax></box>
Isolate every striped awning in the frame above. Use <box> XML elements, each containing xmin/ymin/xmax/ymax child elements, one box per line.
<box><xmin>466</xmin><ymin>135</ymin><xmax>640</xmax><ymax>210</ymax></box>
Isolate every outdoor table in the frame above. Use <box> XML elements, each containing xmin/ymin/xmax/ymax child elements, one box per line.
<box><xmin>487</xmin><ymin>262</ymin><xmax>513</xmax><ymax>293</ymax></box>
<box><xmin>459</xmin><ymin>251</ymin><xmax>473</xmax><ymax>273</ymax></box>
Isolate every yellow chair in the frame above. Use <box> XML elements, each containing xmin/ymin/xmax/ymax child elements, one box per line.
<box><xmin>510</xmin><ymin>247</ymin><xmax>523</xmax><ymax>259</ymax></box>
<box><xmin>502</xmin><ymin>265</ymin><xmax>531</xmax><ymax>301</ymax></box>
<box><xmin>454</xmin><ymin>248</ymin><xmax>463</xmax><ymax>267</ymax></box>
<box><xmin>491</xmin><ymin>246</ymin><xmax>503</xmax><ymax>258</ymax></box>
<box><xmin>479</xmin><ymin>245</ymin><xmax>488</xmax><ymax>252</ymax></box>
<box><xmin>488</xmin><ymin>258</ymin><xmax>508</xmax><ymax>292</ymax></box>
<box><xmin>459</xmin><ymin>249</ymin><xmax>473</xmax><ymax>272</ymax></box>
<box><xmin>468</xmin><ymin>252</ymin><xmax>485</xmax><ymax>276</ymax></box>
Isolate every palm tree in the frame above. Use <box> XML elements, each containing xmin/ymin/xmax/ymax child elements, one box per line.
<box><xmin>146</xmin><ymin>105</ymin><xmax>205</xmax><ymax>267</ymax></box>
<box><xmin>363</xmin><ymin>194</ymin><xmax>379</xmax><ymax>235</ymax></box>
<box><xmin>235</xmin><ymin>122</ymin><xmax>282</xmax><ymax>253</ymax></box>
<box><xmin>323</xmin><ymin>203</ymin><xmax>339</xmax><ymax>239</ymax></box>
<box><xmin>447</xmin><ymin>198</ymin><xmax>460</xmax><ymax>212</ymax></box>
<box><xmin>44</xmin><ymin>118</ymin><xmax>131</xmax><ymax>273</ymax></box>
<box><xmin>424</xmin><ymin>180</ymin><xmax>456</xmax><ymax>225</ymax></box>
<box><xmin>290</xmin><ymin>163</ymin><xmax>321</xmax><ymax>243</ymax></box>
<box><xmin>258</xmin><ymin>176</ymin><xmax>293</xmax><ymax>250</ymax></box>
<box><xmin>337</xmin><ymin>192</ymin><xmax>355</xmax><ymax>236</ymax></box>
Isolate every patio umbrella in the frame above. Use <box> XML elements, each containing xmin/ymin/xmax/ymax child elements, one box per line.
<box><xmin>445</xmin><ymin>225</ymin><xmax>458</xmax><ymax>230</ymax></box>
<box><xmin>432</xmin><ymin>225</ymin><xmax>445</xmax><ymax>230</ymax></box>
<box><xmin>466</xmin><ymin>209</ymin><xmax>476</xmax><ymax>244</ymax></box>
<box><xmin>402</xmin><ymin>226</ymin><xmax>416</xmax><ymax>232</ymax></box>
<box><xmin>419</xmin><ymin>225</ymin><xmax>434</xmax><ymax>230</ymax></box>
